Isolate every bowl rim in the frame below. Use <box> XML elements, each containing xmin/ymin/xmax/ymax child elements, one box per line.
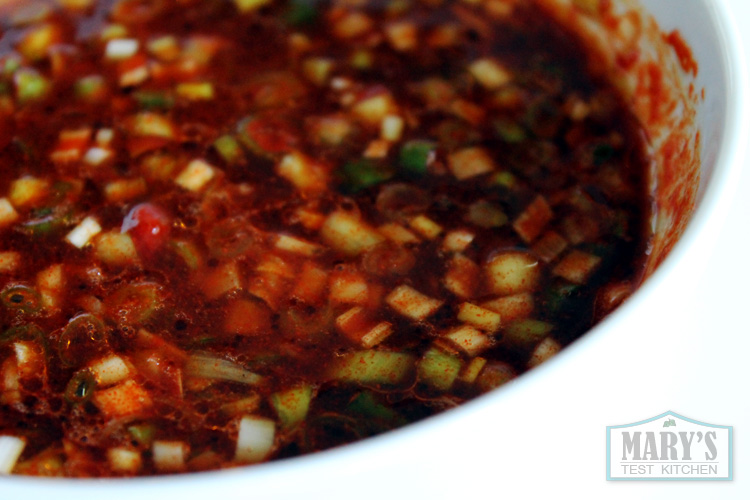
<box><xmin>1</xmin><ymin>0</ymin><xmax>747</xmax><ymax>495</ymax></box>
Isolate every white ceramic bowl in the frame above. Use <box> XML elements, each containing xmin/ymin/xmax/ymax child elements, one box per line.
<box><xmin>1</xmin><ymin>0</ymin><xmax>746</xmax><ymax>498</ymax></box>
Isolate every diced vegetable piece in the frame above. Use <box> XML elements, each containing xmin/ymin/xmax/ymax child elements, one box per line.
<box><xmin>275</xmin><ymin>234</ymin><xmax>322</xmax><ymax>256</ymax></box>
<box><xmin>504</xmin><ymin>319</ymin><xmax>554</xmax><ymax>348</ymax></box>
<box><xmin>118</xmin><ymin>54</ymin><xmax>149</xmax><ymax>87</ymax></box>
<box><xmin>176</xmin><ymin>82</ymin><xmax>215</xmax><ymax>100</ymax></box>
<box><xmin>351</xmin><ymin>91</ymin><xmax>397</xmax><ymax>126</ymax></box>
<box><xmin>105</xmin><ymin>39</ymin><xmax>139</xmax><ymax>60</ymax></box>
<box><xmin>152</xmin><ymin>440</ymin><xmax>188</xmax><ymax>472</ymax></box>
<box><xmin>0</xmin><ymin>435</ymin><xmax>25</xmax><ymax>474</ymax></box>
<box><xmin>12</xmin><ymin>446</ymin><xmax>64</xmax><ymax>477</ymax></box>
<box><xmin>329</xmin><ymin>269</ymin><xmax>369</xmax><ymax>305</ymax></box>
<box><xmin>443</xmin><ymin>325</ymin><xmax>491</xmax><ymax>356</ymax></box>
<box><xmin>466</xmin><ymin>201</ymin><xmax>508</xmax><ymax>228</ymax></box>
<box><xmin>381</xmin><ymin>114</ymin><xmax>404</xmax><ymax>142</ymax></box>
<box><xmin>88</xmin><ymin>354</ymin><xmax>132</xmax><ymax>387</ymax></box>
<box><xmin>386</xmin><ymin>285</ymin><xmax>443</xmax><ymax>321</ymax></box>
<box><xmin>0</xmin><ymin>252</ymin><xmax>20</xmax><ymax>273</ymax></box>
<box><xmin>468</xmin><ymin>58</ymin><xmax>512</xmax><ymax>89</ymax></box>
<box><xmin>532</xmin><ymin>230</ymin><xmax>568</xmax><ymax>263</ymax></box>
<box><xmin>93</xmin><ymin>379</ymin><xmax>153</xmax><ymax>418</ymax></box>
<box><xmin>399</xmin><ymin>140</ymin><xmax>435</xmax><ymax>176</ymax></box>
<box><xmin>104</xmin><ymin>178</ymin><xmax>147</xmax><ymax>203</ymax></box>
<box><xmin>224</xmin><ymin>299</ymin><xmax>272</xmax><ymax>336</ymax></box>
<box><xmin>476</xmin><ymin>362</ymin><xmax>516</xmax><ymax>391</ymax></box>
<box><xmin>213</xmin><ymin>135</ymin><xmax>243</xmax><ymax>165</ymax></box>
<box><xmin>457</xmin><ymin>303</ymin><xmax>501</xmax><ymax>332</ymax></box>
<box><xmin>171</xmin><ymin>240</ymin><xmax>202</xmax><ymax>271</ymax></box>
<box><xmin>175</xmin><ymin>159</ymin><xmax>216</xmax><ymax>192</ymax></box>
<box><xmin>13</xmin><ymin>341</ymin><xmax>44</xmax><ymax>377</ymax></box>
<box><xmin>270</xmin><ymin>385</ymin><xmax>313</xmax><ymax>429</ymax></box>
<box><xmin>185</xmin><ymin>354</ymin><xmax>263</xmax><ymax>385</ymax></box>
<box><xmin>65</xmin><ymin>216</ymin><xmax>102</xmax><ymax>249</ymax></box>
<box><xmin>235</xmin><ymin>416</ymin><xmax>275</xmax><ymax>463</ymax></box>
<box><xmin>95</xmin><ymin>232</ymin><xmax>139</xmax><ymax>267</ymax></box>
<box><xmin>360</xmin><ymin>322</ymin><xmax>393</xmax><ymax>349</ymax></box>
<box><xmin>107</xmin><ymin>447</ymin><xmax>142</xmax><ymax>473</ymax></box>
<box><xmin>0</xmin><ymin>198</ymin><xmax>19</xmax><ymax>228</ymax></box>
<box><xmin>75</xmin><ymin>75</ymin><xmax>107</xmax><ymax>101</ymax></box>
<box><xmin>0</xmin><ymin>357</ymin><xmax>20</xmax><ymax>405</ymax></box>
<box><xmin>133</xmin><ymin>90</ymin><xmax>174</xmax><ymax>110</ymax></box>
<box><xmin>485</xmin><ymin>252</ymin><xmax>540</xmax><ymax>295</ymax></box>
<box><xmin>277</xmin><ymin>151</ymin><xmax>327</xmax><ymax>192</ymax></box>
<box><xmin>127</xmin><ymin>111</ymin><xmax>176</xmax><ymax>139</ymax></box>
<box><xmin>17</xmin><ymin>23</ymin><xmax>59</xmax><ymax>61</ymax></box>
<box><xmin>302</xmin><ymin>57</ymin><xmax>334</xmax><ymax>86</ymax></box>
<box><xmin>443</xmin><ymin>254</ymin><xmax>480</xmax><ymax>299</ymax></box>
<box><xmin>417</xmin><ymin>347</ymin><xmax>461</xmax><ymax>391</ymax></box>
<box><xmin>552</xmin><ymin>250</ymin><xmax>601</xmax><ymax>284</ymax></box>
<box><xmin>14</xmin><ymin>68</ymin><xmax>50</xmax><ymax>103</ymax></box>
<box><xmin>365</xmin><ymin>143</ymin><xmax>387</xmax><ymax>162</ymax></box>
<box><xmin>147</xmin><ymin>35</ymin><xmax>180</xmax><ymax>61</ymax></box>
<box><xmin>442</xmin><ymin>229</ymin><xmax>475</xmax><ymax>253</ymax></box>
<box><xmin>83</xmin><ymin>147</ymin><xmax>114</xmax><ymax>166</ymax></box>
<box><xmin>220</xmin><ymin>394</ymin><xmax>262</xmax><ymax>416</ymax></box>
<box><xmin>448</xmin><ymin>147</ymin><xmax>496</xmax><ymax>180</ymax></box>
<box><xmin>308</xmin><ymin>115</ymin><xmax>353</xmax><ymax>146</ymax></box>
<box><xmin>384</xmin><ymin>21</ymin><xmax>417</xmax><ymax>51</ymax></box>
<box><xmin>336</xmin><ymin>306</ymin><xmax>369</xmax><ymax>341</ymax></box>
<box><xmin>528</xmin><ymin>336</ymin><xmax>562</xmax><ymax>368</ymax></box>
<box><xmin>291</xmin><ymin>262</ymin><xmax>328</xmax><ymax>304</ymax></box>
<box><xmin>128</xmin><ymin>424</ymin><xmax>155</xmax><ymax>447</ymax></box>
<box><xmin>333</xmin><ymin>11</ymin><xmax>373</xmax><ymax>39</ymax></box>
<box><xmin>409</xmin><ymin>215</ymin><xmax>442</xmax><ymax>239</ymax></box>
<box><xmin>450</xmin><ymin>98</ymin><xmax>485</xmax><ymax>125</ymax></box>
<box><xmin>378</xmin><ymin>223</ymin><xmax>419</xmax><ymax>245</ymax></box>
<box><xmin>482</xmin><ymin>292</ymin><xmax>534</xmax><ymax>322</ymax></box>
<box><xmin>50</xmin><ymin>128</ymin><xmax>92</xmax><ymax>163</ymax></box>
<box><xmin>201</xmin><ymin>261</ymin><xmax>242</xmax><ymax>300</ymax></box>
<box><xmin>458</xmin><ymin>356</ymin><xmax>487</xmax><ymax>384</ymax></box>
<box><xmin>513</xmin><ymin>195</ymin><xmax>553</xmax><ymax>243</ymax></box>
<box><xmin>234</xmin><ymin>0</ymin><xmax>272</xmax><ymax>13</ymax></box>
<box><xmin>248</xmin><ymin>272</ymin><xmax>290</xmax><ymax>310</ymax></box>
<box><xmin>237</xmin><ymin>115</ymin><xmax>299</xmax><ymax>156</ymax></box>
<box><xmin>320</xmin><ymin>210</ymin><xmax>384</xmax><ymax>256</ymax></box>
<box><xmin>332</xmin><ymin>350</ymin><xmax>414</xmax><ymax>385</ymax></box>
<box><xmin>9</xmin><ymin>176</ymin><xmax>49</xmax><ymax>208</ymax></box>
<box><xmin>338</xmin><ymin>159</ymin><xmax>393</xmax><ymax>192</ymax></box>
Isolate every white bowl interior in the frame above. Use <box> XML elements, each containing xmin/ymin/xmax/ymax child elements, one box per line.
<box><xmin>1</xmin><ymin>0</ymin><xmax>746</xmax><ymax>498</ymax></box>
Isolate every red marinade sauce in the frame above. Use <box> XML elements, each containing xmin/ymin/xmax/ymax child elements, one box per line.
<box><xmin>0</xmin><ymin>0</ymin><xmax>651</xmax><ymax>476</ymax></box>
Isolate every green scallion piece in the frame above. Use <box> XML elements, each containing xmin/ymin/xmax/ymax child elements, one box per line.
<box><xmin>64</xmin><ymin>369</ymin><xmax>97</xmax><ymax>405</ymax></box>
<box><xmin>133</xmin><ymin>90</ymin><xmax>174</xmax><ymax>110</ymax></box>
<box><xmin>1</xmin><ymin>284</ymin><xmax>42</xmax><ymax>313</ymax></box>
<box><xmin>398</xmin><ymin>140</ymin><xmax>435</xmax><ymax>176</ymax></box>
<box><xmin>338</xmin><ymin>160</ymin><xmax>394</xmax><ymax>193</ymax></box>
<box><xmin>284</xmin><ymin>0</ymin><xmax>318</xmax><ymax>26</ymax></box>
